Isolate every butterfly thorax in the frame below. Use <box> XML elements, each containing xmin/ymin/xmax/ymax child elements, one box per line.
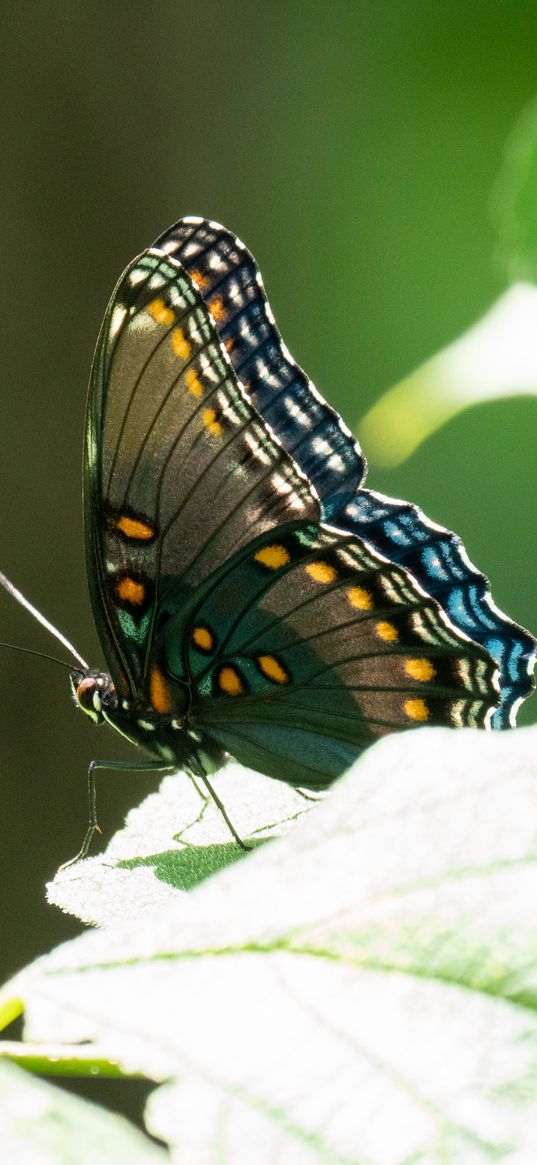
<box><xmin>72</xmin><ymin>670</ymin><xmax>226</xmax><ymax>774</ymax></box>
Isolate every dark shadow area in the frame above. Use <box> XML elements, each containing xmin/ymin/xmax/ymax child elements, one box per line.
<box><xmin>117</xmin><ymin>839</ymin><xmax>264</xmax><ymax>891</ymax></box>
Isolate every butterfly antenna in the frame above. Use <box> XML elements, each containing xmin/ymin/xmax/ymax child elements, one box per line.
<box><xmin>0</xmin><ymin>568</ymin><xmax>89</xmax><ymax>672</ymax></box>
<box><xmin>0</xmin><ymin>641</ymin><xmax>85</xmax><ymax>676</ymax></box>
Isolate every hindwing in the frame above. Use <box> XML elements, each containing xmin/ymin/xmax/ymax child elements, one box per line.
<box><xmin>154</xmin><ymin>521</ymin><xmax>499</xmax><ymax>786</ymax></box>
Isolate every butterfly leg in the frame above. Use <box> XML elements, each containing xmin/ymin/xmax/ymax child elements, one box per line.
<box><xmin>59</xmin><ymin>758</ymin><xmax>175</xmax><ymax>870</ymax></box>
<box><xmin>186</xmin><ymin>771</ymin><xmax>210</xmax><ymax>803</ymax></box>
<box><xmin>174</xmin><ymin>787</ymin><xmax>212</xmax><ymax>842</ymax></box>
<box><xmin>196</xmin><ymin>770</ymin><xmax>251</xmax><ymax>852</ymax></box>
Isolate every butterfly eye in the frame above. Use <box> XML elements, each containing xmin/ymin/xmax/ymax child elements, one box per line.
<box><xmin>75</xmin><ymin>674</ymin><xmax>114</xmax><ymax>725</ymax></box>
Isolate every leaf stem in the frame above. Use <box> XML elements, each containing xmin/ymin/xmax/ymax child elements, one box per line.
<box><xmin>0</xmin><ymin>993</ymin><xmax>24</xmax><ymax>1033</ymax></box>
<box><xmin>0</xmin><ymin>1040</ymin><xmax>145</xmax><ymax>1079</ymax></box>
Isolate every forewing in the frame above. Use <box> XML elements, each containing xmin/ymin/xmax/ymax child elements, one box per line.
<box><xmin>85</xmin><ymin>248</ymin><xmax>319</xmax><ymax>697</ymax></box>
<box><xmin>152</xmin><ymin>216</ymin><xmax>367</xmax><ymax>515</ymax></box>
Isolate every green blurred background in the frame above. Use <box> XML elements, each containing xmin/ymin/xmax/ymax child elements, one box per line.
<box><xmin>1</xmin><ymin>1</ymin><xmax>536</xmax><ymax>993</ymax></box>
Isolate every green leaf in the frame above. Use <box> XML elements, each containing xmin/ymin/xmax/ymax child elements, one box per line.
<box><xmin>494</xmin><ymin>96</ymin><xmax>537</xmax><ymax>285</ymax></box>
<box><xmin>358</xmin><ymin>282</ymin><xmax>537</xmax><ymax>466</ymax></box>
<box><xmin>5</xmin><ymin>725</ymin><xmax>537</xmax><ymax>1162</ymax></box>
<box><xmin>47</xmin><ymin>764</ymin><xmax>313</xmax><ymax>925</ymax></box>
<box><xmin>358</xmin><ymin>98</ymin><xmax>537</xmax><ymax>469</ymax></box>
<box><xmin>0</xmin><ymin>1059</ymin><xmax>167</xmax><ymax>1163</ymax></box>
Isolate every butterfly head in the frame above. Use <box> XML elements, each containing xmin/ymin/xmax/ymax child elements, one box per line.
<box><xmin>72</xmin><ymin>670</ymin><xmax>117</xmax><ymax>726</ymax></box>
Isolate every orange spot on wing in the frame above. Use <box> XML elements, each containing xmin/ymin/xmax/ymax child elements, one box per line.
<box><xmin>218</xmin><ymin>666</ymin><xmax>244</xmax><ymax>696</ymax></box>
<box><xmin>258</xmin><ymin>655</ymin><xmax>289</xmax><ymax>684</ymax></box>
<box><xmin>149</xmin><ymin>666</ymin><xmax>175</xmax><ymax>714</ymax></box>
<box><xmin>193</xmin><ymin>625</ymin><xmax>214</xmax><ymax>651</ymax></box>
<box><xmin>209</xmin><ymin>296</ymin><xmax>225</xmax><ymax>321</ymax></box>
<box><xmin>202</xmin><ymin>407</ymin><xmax>223</xmax><ymax>437</ymax></box>
<box><xmin>189</xmin><ymin>268</ymin><xmax>209</xmax><ymax>290</ymax></box>
<box><xmin>147</xmin><ymin>298</ymin><xmax>175</xmax><ymax>327</ymax></box>
<box><xmin>115</xmin><ymin>515</ymin><xmax>155</xmax><ymax>542</ymax></box>
<box><xmin>404</xmin><ymin>658</ymin><xmax>436</xmax><ymax>682</ymax></box>
<box><xmin>185</xmin><ymin>368</ymin><xmax>204</xmax><ymax>398</ymax></box>
<box><xmin>255</xmin><ymin>545</ymin><xmax>290</xmax><ymax>569</ymax></box>
<box><xmin>404</xmin><ymin>698</ymin><xmax>430</xmax><ymax>722</ymax></box>
<box><xmin>116</xmin><ymin>577</ymin><xmax>146</xmax><ymax>606</ymax></box>
<box><xmin>376</xmin><ymin>621</ymin><xmax>399</xmax><ymax>642</ymax></box>
<box><xmin>172</xmin><ymin>327</ymin><xmax>192</xmax><ymax>359</ymax></box>
<box><xmin>224</xmin><ymin>337</ymin><xmax>234</xmax><ymax>352</ymax></box>
<box><xmin>347</xmin><ymin>586</ymin><xmax>373</xmax><ymax>611</ymax></box>
<box><xmin>305</xmin><ymin>561</ymin><xmax>337</xmax><ymax>584</ymax></box>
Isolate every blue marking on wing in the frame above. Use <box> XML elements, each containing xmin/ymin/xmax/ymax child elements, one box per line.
<box><xmin>153</xmin><ymin>216</ymin><xmax>367</xmax><ymax>518</ymax></box>
<box><xmin>342</xmin><ymin>489</ymin><xmax>535</xmax><ymax>727</ymax></box>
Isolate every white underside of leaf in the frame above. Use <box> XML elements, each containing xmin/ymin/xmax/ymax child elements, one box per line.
<box><xmin>6</xmin><ymin>725</ymin><xmax>537</xmax><ymax>1163</ymax></box>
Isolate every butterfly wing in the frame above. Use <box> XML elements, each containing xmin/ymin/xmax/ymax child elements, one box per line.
<box><xmin>154</xmin><ymin>217</ymin><xmax>536</xmax><ymax>725</ymax></box>
<box><xmin>85</xmin><ymin>245</ymin><xmax>319</xmax><ymax>701</ymax></box>
<box><xmin>154</xmin><ymin>521</ymin><xmax>499</xmax><ymax>788</ymax></box>
<box><xmin>341</xmin><ymin>489</ymin><xmax>536</xmax><ymax>727</ymax></box>
<box><xmin>153</xmin><ymin>217</ymin><xmax>367</xmax><ymax>516</ymax></box>
<box><xmin>83</xmin><ymin>225</ymin><xmax>513</xmax><ymax>797</ymax></box>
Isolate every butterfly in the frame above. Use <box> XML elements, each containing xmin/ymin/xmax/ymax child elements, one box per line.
<box><xmin>2</xmin><ymin>217</ymin><xmax>535</xmax><ymax>859</ymax></box>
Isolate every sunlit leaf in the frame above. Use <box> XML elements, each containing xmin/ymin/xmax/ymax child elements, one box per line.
<box><xmin>4</xmin><ymin>725</ymin><xmax>537</xmax><ymax>1163</ymax></box>
<box><xmin>0</xmin><ymin>1059</ymin><xmax>167</xmax><ymax>1164</ymax></box>
<box><xmin>47</xmin><ymin>764</ymin><xmax>313</xmax><ymax>926</ymax></box>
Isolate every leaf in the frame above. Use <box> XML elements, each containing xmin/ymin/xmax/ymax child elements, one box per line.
<box><xmin>358</xmin><ymin>282</ymin><xmax>537</xmax><ymax>465</ymax></box>
<box><xmin>0</xmin><ymin>1059</ymin><xmax>167</xmax><ymax>1164</ymax></box>
<box><xmin>358</xmin><ymin>98</ymin><xmax>537</xmax><ymax>468</ymax></box>
<box><xmin>47</xmin><ymin>764</ymin><xmax>313</xmax><ymax>926</ymax></box>
<box><xmin>5</xmin><ymin>725</ymin><xmax>537</xmax><ymax>1162</ymax></box>
<box><xmin>494</xmin><ymin>95</ymin><xmax>537</xmax><ymax>285</ymax></box>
